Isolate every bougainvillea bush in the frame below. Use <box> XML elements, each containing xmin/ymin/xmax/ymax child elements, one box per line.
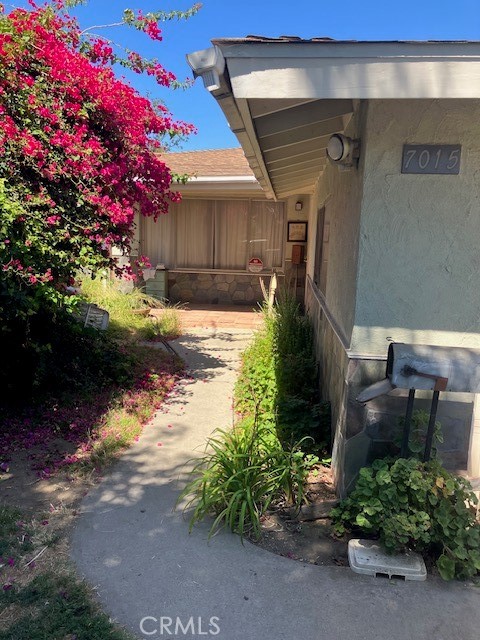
<box><xmin>0</xmin><ymin>0</ymin><xmax>196</xmax><ymax>396</ymax></box>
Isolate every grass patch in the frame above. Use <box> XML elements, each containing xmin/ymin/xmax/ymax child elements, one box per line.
<box><xmin>80</xmin><ymin>276</ymin><xmax>182</xmax><ymax>341</ymax></box>
<box><xmin>0</xmin><ymin>507</ymin><xmax>133</xmax><ymax>640</ymax></box>
<box><xmin>147</xmin><ymin>308</ymin><xmax>182</xmax><ymax>341</ymax></box>
<box><xmin>0</xmin><ymin>572</ymin><xmax>132</xmax><ymax>640</ymax></box>
<box><xmin>235</xmin><ymin>296</ymin><xmax>330</xmax><ymax>452</ymax></box>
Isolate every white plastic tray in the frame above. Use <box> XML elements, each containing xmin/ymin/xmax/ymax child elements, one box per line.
<box><xmin>348</xmin><ymin>539</ymin><xmax>427</xmax><ymax>581</ymax></box>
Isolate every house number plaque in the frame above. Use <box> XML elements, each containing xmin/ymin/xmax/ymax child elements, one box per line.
<box><xmin>401</xmin><ymin>144</ymin><xmax>461</xmax><ymax>175</ymax></box>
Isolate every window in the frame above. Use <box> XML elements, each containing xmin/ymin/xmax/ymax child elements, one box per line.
<box><xmin>143</xmin><ymin>199</ymin><xmax>285</xmax><ymax>271</ymax></box>
<box><xmin>214</xmin><ymin>200</ymin><xmax>249</xmax><ymax>269</ymax></box>
<box><xmin>314</xmin><ymin>206</ymin><xmax>329</xmax><ymax>294</ymax></box>
<box><xmin>175</xmin><ymin>201</ymin><xmax>214</xmax><ymax>268</ymax></box>
<box><xmin>248</xmin><ymin>201</ymin><xmax>284</xmax><ymax>269</ymax></box>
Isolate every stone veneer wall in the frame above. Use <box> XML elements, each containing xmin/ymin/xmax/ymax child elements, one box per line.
<box><xmin>167</xmin><ymin>271</ymin><xmax>284</xmax><ymax>305</ymax></box>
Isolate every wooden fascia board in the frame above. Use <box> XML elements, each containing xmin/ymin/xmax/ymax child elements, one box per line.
<box><xmin>234</xmin><ymin>98</ymin><xmax>278</xmax><ymax>199</ymax></box>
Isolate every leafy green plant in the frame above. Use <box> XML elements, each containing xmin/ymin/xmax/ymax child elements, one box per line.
<box><xmin>397</xmin><ymin>409</ymin><xmax>444</xmax><ymax>458</ymax></box>
<box><xmin>179</xmin><ymin>416</ymin><xmax>316</xmax><ymax>540</ymax></box>
<box><xmin>331</xmin><ymin>457</ymin><xmax>480</xmax><ymax>580</ymax></box>
<box><xmin>0</xmin><ymin>302</ymin><xmax>133</xmax><ymax>402</ymax></box>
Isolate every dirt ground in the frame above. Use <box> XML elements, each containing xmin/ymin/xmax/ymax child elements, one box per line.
<box><xmin>0</xmin><ymin>444</ymin><xmax>99</xmax><ymax>515</ymax></box>
<box><xmin>254</xmin><ymin>465</ymin><xmax>350</xmax><ymax>566</ymax></box>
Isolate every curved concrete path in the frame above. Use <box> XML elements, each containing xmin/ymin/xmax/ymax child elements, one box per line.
<box><xmin>72</xmin><ymin>328</ymin><xmax>480</xmax><ymax>640</ymax></box>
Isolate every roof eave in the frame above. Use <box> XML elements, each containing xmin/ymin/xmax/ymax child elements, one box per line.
<box><xmin>188</xmin><ymin>39</ymin><xmax>480</xmax><ymax>199</ymax></box>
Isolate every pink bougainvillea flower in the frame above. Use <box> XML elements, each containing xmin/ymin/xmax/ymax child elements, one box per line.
<box><xmin>0</xmin><ymin>1</ymin><xmax>196</xmax><ymax>300</ymax></box>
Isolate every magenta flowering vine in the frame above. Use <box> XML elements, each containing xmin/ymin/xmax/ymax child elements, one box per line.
<box><xmin>0</xmin><ymin>0</ymin><xmax>198</xmax><ymax>317</ymax></box>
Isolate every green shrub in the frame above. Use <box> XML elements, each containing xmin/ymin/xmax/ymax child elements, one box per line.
<box><xmin>0</xmin><ymin>305</ymin><xmax>132</xmax><ymax>403</ymax></box>
<box><xmin>234</xmin><ymin>316</ymin><xmax>276</xmax><ymax>422</ymax></box>
<box><xmin>235</xmin><ymin>297</ymin><xmax>329</xmax><ymax>452</ymax></box>
<box><xmin>331</xmin><ymin>457</ymin><xmax>480</xmax><ymax>580</ymax></box>
<box><xmin>179</xmin><ymin>416</ymin><xmax>316</xmax><ymax>540</ymax></box>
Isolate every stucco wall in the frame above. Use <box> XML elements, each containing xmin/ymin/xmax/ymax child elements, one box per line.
<box><xmin>314</xmin><ymin>103</ymin><xmax>366</xmax><ymax>345</ymax></box>
<box><xmin>352</xmin><ymin>99</ymin><xmax>480</xmax><ymax>355</ymax></box>
<box><xmin>306</xmin><ymin>99</ymin><xmax>480</xmax><ymax>493</ymax></box>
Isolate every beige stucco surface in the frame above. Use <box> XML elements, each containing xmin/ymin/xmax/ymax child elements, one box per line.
<box><xmin>351</xmin><ymin>99</ymin><xmax>480</xmax><ymax>356</ymax></box>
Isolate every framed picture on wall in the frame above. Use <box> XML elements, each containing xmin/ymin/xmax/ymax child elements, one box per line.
<box><xmin>287</xmin><ymin>221</ymin><xmax>308</xmax><ymax>242</ymax></box>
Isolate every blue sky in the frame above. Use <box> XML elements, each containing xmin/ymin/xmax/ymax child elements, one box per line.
<box><xmin>13</xmin><ymin>0</ymin><xmax>480</xmax><ymax>149</ymax></box>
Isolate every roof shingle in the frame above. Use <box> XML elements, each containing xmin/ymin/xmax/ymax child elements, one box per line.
<box><xmin>161</xmin><ymin>148</ymin><xmax>253</xmax><ymax>177</ymax></box>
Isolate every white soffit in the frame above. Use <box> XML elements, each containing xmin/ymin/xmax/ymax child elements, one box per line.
<box><xmin>244</xmin><ymin>97</ymin><xmax>353</xmax><ymax>198</ymax></box>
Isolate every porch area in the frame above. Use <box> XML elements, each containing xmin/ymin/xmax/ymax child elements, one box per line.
<box><xmin>150</xmin><ymin>303</ymin><xmax>263</xmax><ymax>330</ymax></box>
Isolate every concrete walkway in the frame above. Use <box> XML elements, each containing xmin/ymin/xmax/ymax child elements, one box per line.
<box><xmin>72</xmin><ymin>328</ymin><xmax>480</xmax><ymax>640</ymax></box>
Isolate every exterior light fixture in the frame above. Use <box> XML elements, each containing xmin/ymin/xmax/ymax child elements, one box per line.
<box><xmin>326</xmin><ymin>133</ymin><xmax>360</xmax><ymax>168</ymax></box>
<box><xmin>295</xmin><ymin>201</ymin><xmax>303</xmax><ymax>211</ymax></box>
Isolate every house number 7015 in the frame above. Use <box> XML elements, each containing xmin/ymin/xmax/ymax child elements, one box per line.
<box><xmin>401</xmin><ymin>144</ymin><xmax>461</xmax><ymax>175</ymax></box>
